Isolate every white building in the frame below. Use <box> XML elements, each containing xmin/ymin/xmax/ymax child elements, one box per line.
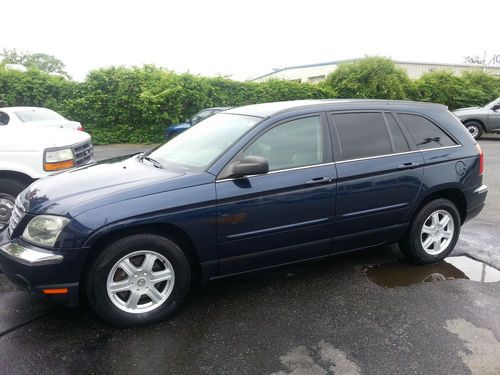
<box><xmin>249</xmin><ymin>58</ymin><xmax>500</xmax><ymax>84</ymax></box>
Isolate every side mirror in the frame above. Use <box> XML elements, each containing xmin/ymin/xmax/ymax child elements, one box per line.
<box><xmin>231</xmin><ymin>156</ymin><xmax>269</xmax><ymax>178</ymax></box>
<box><xmin>185</xmin><ymin>118</ymin><xmax>191</xmax><ymax>124</ymax></box>
<box><xmin>492</xmin><ymin>104</ymin><xmax>500</xmax><ymax>111</ymax></box>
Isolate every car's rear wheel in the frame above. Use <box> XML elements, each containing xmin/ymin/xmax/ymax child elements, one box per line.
<box><xmin>399</xmin><ymin>199</ymin><xmax>460</xmax><ymax>264</ymax></box>
<box><xmin>0</xmin><ymin>177</ymin><xmax>29</xmax><ymax>231</ymax></box>
<box><xmin>465</xmin><ymin>121</ymin><xmax>483</xmax><ymax>140</ymax></box>
<box><xmin>86</xmin><ymin>233</ymin><xmax>191</xmax><ymax>326</ymax></box>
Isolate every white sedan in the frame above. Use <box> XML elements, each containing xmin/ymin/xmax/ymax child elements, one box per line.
<box><xmin>0</xmin><ymin>107</ymin><xmax>84</xmax><ymax>131</ymax></box>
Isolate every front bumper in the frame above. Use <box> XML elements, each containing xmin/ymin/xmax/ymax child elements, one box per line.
<box><xmin>0</xmin><ymin>229</ymin><xmax>89</xmax><ymax>306</ymax></box>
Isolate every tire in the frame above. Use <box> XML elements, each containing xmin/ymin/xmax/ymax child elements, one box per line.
<box><xmin>464</xmin><ymin>121</ymin><xmax>483</xmax><ymax>140</ymax></box>
<box><xmin>399</xmin><ymin>199</ymin><xmax>460</xmax><ymax>264</ymax></box>
<box><xmin>86</xmin><ymin>233</ymin><xmax>191</xmax><ymax>327</ymax></box>
<box><xmin>0</xmin><ymin>177</ymin><xmax>30</xmax><ymax>230</ymax></box>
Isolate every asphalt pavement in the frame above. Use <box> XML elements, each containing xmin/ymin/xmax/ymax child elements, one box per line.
<box><xmin>0</xmin><ymin>138</ymin><xmax>499</xmax><ymax>375</ymax></box>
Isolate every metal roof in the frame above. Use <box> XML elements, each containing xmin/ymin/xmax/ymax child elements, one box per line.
<box><xmin>249</xmin><ymin>58</ymin><xmax>500</xmax><ymax>81</ymax></box>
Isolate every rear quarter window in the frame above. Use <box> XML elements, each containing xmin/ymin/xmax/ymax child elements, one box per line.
<box><xmin>398</xmin><ymin>114</ymin><xmax>456</xmax><ymax>150</ymax></box>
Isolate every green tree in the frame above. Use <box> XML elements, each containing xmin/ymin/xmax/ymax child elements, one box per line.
<box><xmin>322</xmin><ymin>57</ymin><xmax>412</xmax><ymax>99</ymax></box>
<box><xmin>0</xmin><ymin>48</ymin><xmax>70</xmax><ymax>78</ymax></box>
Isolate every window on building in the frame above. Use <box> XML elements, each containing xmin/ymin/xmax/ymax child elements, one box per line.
<box><xmin>307</xmin><ymin>75</ymin><xmax>326</xmax><ymax>83</ymax></box>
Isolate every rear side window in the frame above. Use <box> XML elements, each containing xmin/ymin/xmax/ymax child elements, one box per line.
<box><xmin>398</xmin><ymin>114</ymin><xmax>456</xmax><ymax>150</ymax></box>
<box><xmin>385</xmin><ymin>113</ymin><xmax>410</xmax><ymax>153</ymax></box>
<box><xmin>244</xmin><ymin>116</ymin><xmax>324</xmax><ymax>171</ymax></box>
<box><xmin>333</xmin><ymin>112</ymin><xmax>409</xmax><ymax>161</ymax></box>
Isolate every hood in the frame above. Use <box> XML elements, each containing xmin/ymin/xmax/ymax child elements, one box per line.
<box><xmin>453</xmin><ymin>107</ymin><xmax>481</xmax><ymax>114</ymax></box>
<box><xmin>0</xmin><ymin>127</ymin><xmax>90</xmax><ymax>149</ymax></box>
<box><xmin>23</xmin><ymin>156</ymin><xmax>213</xmax><ymax>217</ymax></box>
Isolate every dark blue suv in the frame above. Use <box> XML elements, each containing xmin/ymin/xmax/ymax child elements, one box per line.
<box><xmin>0</xmin><ymin>100</ymin><xmax>487</xmax><ymax>326</ymax></box>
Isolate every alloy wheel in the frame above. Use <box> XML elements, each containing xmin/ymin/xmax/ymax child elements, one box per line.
<box><xmin>467</xmin><ymin>124</ymin><xmax>479</xmax><ymax>138</ymax></box>
<box><xmin>106</xmin><ymin>250</ymin><xmax>175</xmax><ymax>314</ymax></box>
<box><xmin>420</xmin><ymin>210</ymin><xmax>455</xmax><ymax>255</ymax></box>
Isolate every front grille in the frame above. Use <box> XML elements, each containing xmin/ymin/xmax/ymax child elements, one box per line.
<box><xmin>73</xmin><ymin>140</ymin><xmax>94</xmax><ymax>167</ymax></box>
<box><xmin>8</xmin><ymin>194</ymin><xmax>26</xmax><ymax>237</ymax></box>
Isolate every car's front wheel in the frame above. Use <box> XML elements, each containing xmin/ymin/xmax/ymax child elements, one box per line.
<box><xmin>464</xmin><ymin>121</ymin><xmax>483</xmax><ymax>140</ymax></box>
<box><xmin>86</xmin><ymin>234</ymin><xmax>191</xmax><ymax>326</ymax></box>
<box><xmin>399</xmin><ymin>199</ymin><xmax>460</xmax><ymax>264</ymax></box>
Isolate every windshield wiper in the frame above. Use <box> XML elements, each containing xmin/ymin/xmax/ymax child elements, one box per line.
<box><xmin>137</xmin><ymin>150</ymin><xmax>164</xmax><ymax>169</ymax></box>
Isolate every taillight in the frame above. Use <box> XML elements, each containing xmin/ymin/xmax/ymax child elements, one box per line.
<box><xmin>77</xmin><ymin>125</ymin><xmax>84</xmax><ymax>131</ymax></box>
<box><xmin>476</xmin><ymin>143</ymin><xmax>484</xmax><ymax>175</ymax></box>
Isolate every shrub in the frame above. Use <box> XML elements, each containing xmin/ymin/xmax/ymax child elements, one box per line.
<box><xmin>322</xmin><ymin>57</ymin><xmax>412</xmax><ymax>100</ymax></box>
<box><xmin>1</xmin><ymin>59</ymin><xmax>500</xmax><ymax>144</ymax></box>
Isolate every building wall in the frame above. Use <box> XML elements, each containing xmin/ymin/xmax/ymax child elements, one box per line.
<box><xmin>252</xmin><ymin>60</ymin><xmax>500</xmax><ymax>83</ymax></box>
<box><xmin>397</xmin><ymin>62</ymin><xmax>500</xmax><ymax>79</ymax></box>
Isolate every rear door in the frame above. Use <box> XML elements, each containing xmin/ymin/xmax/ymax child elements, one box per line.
<box><xmin>328</xmin><ymin>111</ymin><xmax>424</xmax><ymax>252</ymax></box>
<box><xmin>216</xmin><ymin>114</ymin><xmax>336</xmax><ymax>275</ymax></box>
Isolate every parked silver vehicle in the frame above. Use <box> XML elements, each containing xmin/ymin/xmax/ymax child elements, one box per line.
<box><xmin>453</xmin><ymin>97</ymin><xmax>500</xmax><ymax>139</ymax></box>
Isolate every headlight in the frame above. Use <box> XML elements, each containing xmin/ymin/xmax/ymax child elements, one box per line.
<box><xmin>21</xmin><ymin>215</ymin><xmax>70</xmax><ymax>247</ymax></box>
<box><xmin>44</xmin><ymin>148</ymin><xmax>75</xmax><ymax>171</ymax></box>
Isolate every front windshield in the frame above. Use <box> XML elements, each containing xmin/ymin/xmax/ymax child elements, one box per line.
<box><xmin>483</xmin><ymin>97</ymin><xmax>500</xmax><ymax>108</ymax></box>
<box><xmin>150</xmin><ymin>113</ymin><xmax>261</xmax><ymax>172</ymax></box>
<box><xmin>15</xmin><ymin>109</ymin><xmax>66</xmax><ymax>123</ymax></box>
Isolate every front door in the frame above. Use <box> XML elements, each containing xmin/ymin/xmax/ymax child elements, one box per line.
<box><xmin>215</xmin><ymin>114</ymin><xmax>336</xmax><ymax>275</ymax></box>
<box><xmin>487</xmin><ymin>103</ymin><xmax>500</xmax><ymax>131</ymax></box>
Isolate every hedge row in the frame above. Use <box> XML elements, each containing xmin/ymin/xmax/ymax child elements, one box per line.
<box><xmin>1</xmin><ymin>58</ymin><xmax>499</xmax><ymax>144</ymax></box>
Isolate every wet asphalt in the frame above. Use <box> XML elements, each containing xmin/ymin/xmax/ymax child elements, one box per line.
<box><xmin>1</xmin><ymin>138</ymin><xmax>499</xmax><ymax>375</ymax></box>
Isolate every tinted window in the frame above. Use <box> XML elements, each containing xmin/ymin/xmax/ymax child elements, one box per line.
<box><xmin>399</xmin><ymin>114</ymin><xmax>456</xmax><ymax>150</ymax></box>
<box><xmin>0</xmin><ymin>112</ymin><xmax>9</xmax><ymax>125</ymax></box>
<box><xmin>245</xmin><ymin>116</ymin><xmax>324</xmax><ymax>171</ymax></box>
<box><xmin>385</xmin><ymin>113</ymin><xmax>410</xmax><ymax>153</ymax></box>
<box><xmin>333</xmin><ymin>113</ymin><xmax>393</xmax><ymax>160</ymax></box>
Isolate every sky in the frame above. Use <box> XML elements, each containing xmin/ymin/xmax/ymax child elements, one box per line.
<box><xmin>1</xmin><ymin>0</ymin><xmax>498</xmax><ymax>81</ymax></box>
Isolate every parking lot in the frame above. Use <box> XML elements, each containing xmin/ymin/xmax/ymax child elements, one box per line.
<box><xmin>1</xmin><ymin>137</ymin><xmax>499</xmax><ymax>374</ymax></box>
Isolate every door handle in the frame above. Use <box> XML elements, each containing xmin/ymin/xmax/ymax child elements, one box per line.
<box><xmin>398</xmin><ymin>162</ymin><xmax>420</xmax><ymax>170</ymax></box>
<box><xmin>306</xmin><ymin>177</ymin><xmax>333</xmax><ymax>185</ymax></box>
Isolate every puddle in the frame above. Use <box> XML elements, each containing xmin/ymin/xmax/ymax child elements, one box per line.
<box><xmin>363</xmin><ymin>256</ymin><xmax>500</xmax><ymax>288</ymax></box>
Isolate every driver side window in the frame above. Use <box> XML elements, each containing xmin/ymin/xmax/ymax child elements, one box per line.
<box><xmin>244</xmin><ymin>116</ymin><xmax>324</xmax><ymax>172</ymax></box>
